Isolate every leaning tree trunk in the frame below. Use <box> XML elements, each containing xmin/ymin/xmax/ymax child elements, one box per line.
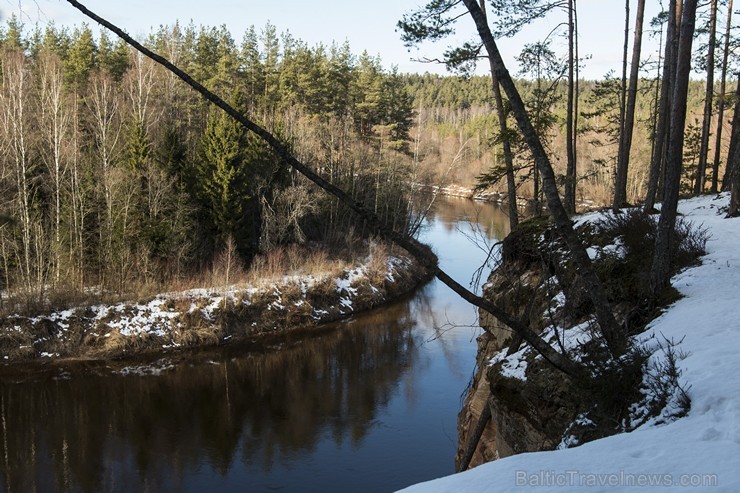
<box><xmin>694</xmin><ymin>0</ymin><xmax>718</xmax><ymax>195</ymax></box>
<box><xmin>651</xmin><ymin>0</ymin><xmax>699</xmax><ymax>297</ymax></box>
<box><xmin>614</xmin><ymin>0</ymin><xmax>646</xmax><ymax>210</ymax></box>
<box><xmin>461</xmin><ymin>0</ymin><xmax>624</xmax><ymax>355</ymax></box>
<box><xmin>645</xmin><ymin>0</ymin><xmax>680</xmax><ymax>212</ymax></box>
<box><xmin>64</xmin><ymin>0</ymin><xmax>584</xmax><ymax>376</ymax></box>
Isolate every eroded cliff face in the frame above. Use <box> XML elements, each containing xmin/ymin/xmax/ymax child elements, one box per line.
<box><xmin>456</xmin><ymin>207</ymin><xmax>707</xmax><ymax>472</ymax></box>
<box><xmin>454</xmin><ymin>331</ymin><xmax>501</xmax><ymax>471</ymax></box>
<box><xmin>455</xmin><ymin>308</ymin><xmax>578</xmax><ymax>471</ymax></box>
<box><xmin>455</xmin><ymin>252</ymin><xmax>578</xmax><ymax>472</ymax></box>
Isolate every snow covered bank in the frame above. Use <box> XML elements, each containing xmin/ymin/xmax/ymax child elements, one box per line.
<box><xmin>401</xmin><ymin>193</ymin><xmax>740</xmax><ymax>492</ymax></box>
<box><xmin>0</xmin><ymin>250</ymin><xmax>430</xmax><ymax>363</ymax></box>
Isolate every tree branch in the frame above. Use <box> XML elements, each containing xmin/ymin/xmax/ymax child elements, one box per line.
<box><xmin>64</xmin><ymin>0</ymin><xmax>581</xmax><ymax>377</ymax></box>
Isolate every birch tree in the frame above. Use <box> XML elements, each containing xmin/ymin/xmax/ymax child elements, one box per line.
<box><xmin>87</xmin><ymin>71</ymin><xmax>125</xmax><ymax>289</ymax></box>
<box><xmin>1</xmin><ymin>51</ymin><xmax>38</xmax><ymax>293</ymax></box>
<box><xmin>38</xmin><ymin>51</ymin><xmax>72</xmax><ymax>285</ymax></box>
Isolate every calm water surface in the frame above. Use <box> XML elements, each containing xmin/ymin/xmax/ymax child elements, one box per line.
<box><xmin>0</xmin><ymin>197</ymin><xmax>510</xmax><ymax>493</ymax></box>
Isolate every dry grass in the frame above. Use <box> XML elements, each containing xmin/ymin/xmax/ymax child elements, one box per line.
<box><xmin>0</xmin><ymin>239</ymin><xmax>428</xmax><ymax>363</ymax></box>
<box><xmin>247</xmin><ymin>244</ymin><xmax>348</xmax><ymax>284</ymax></box>
<box><xmin>0</xmin><ymin>243</ymin><xmax>358</xmax><ymax>319</ymax></box>
<box><xmin>101</xmin><ymin>330</ymin><xmax>129</xmax><ymax>355</ymax></box>
<box><xmin>366</xmin><ymin>241</ymin><xmax>392</xmax><ymax>286</ymax></box>
<box><xmin>175</xmin><ymin>326</ymin><xmax>222</xmax><ymax>347</ymax></box>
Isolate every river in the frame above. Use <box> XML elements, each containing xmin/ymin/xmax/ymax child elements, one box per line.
<box><xmin>0</xmin><ymin>197</ymin><xmax>510</xmax><ymax>493</ymax></box>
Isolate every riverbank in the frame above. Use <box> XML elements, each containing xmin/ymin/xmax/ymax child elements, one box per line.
<box><xmin>0</xmin><ymin>196</ymin><xmax>496</xmax><ymax>493</ymax></box>
<box><xmin>401</xmin><ymin>193</ymin><xmax>740</xmax><ymax>492</ymax></box>
<box><xmin>422</xmin><ymin>183</ymin><xmax>601</xmax><ymax>211</ymax></box>
<box><xmin>0</xmin><ymin>242</ymin><xmax>432</xmax><ymax>364</ymax></box>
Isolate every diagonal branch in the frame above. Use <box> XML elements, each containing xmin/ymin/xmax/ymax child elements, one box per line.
<box><xmin>64</xmin><ymin>0</ymin><xmax>581</xmax><ymax>377</ymax></box>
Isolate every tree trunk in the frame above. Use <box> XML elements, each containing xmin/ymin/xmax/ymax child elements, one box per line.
<box><xmin>694</xmin><ymin>0</ymin><xmax>718</xmax><ymax>194</ymax></box>
<box><xmin>619</xmin><ymin>0</ymin><xmax>630</xmax><ymax>151</ymax></box>
<box><xmin>727</xmin><ymin>81</ymin><xmax>740</xmax><ymax>216</ymax></box>
<box><xmin>651</xmin><ymin>0</ymin><xmax>698</xmax><ymax>296</ymax></box>
<box><xmin>715</xmin><ymin>0</ymin><xmax>734</xmax><ymax>193</ymax></box>
<box><xmin>481</xmin><ymin>0</ymin><xmax>518</xmax><ymax>229</ymax></box>
<box><xmin>564</xmin><ymin>0</ymin><xmax>577</xmax><ymax>215</ymax></box>
<box><xmin>493</xmin><ymin>73</ymin><xmax>519</xmax><ymax>230</ymax></box>
<box><xmin>39</xmin><ymin>53</ymin><xmax>70</xmax><ymax>287</ymax></box>
<box><xmin>461</xmin><ymin>0</ymin><xmax>624</xmax><ymax>355</ymax></box>
<box><xmin>647</xmin><ymin>13</ymin><xmax>664</xmax><ymax>204</ymax></box>
<box><xmin>573</xmin><ymin>0</ymin><xmax>580</xmax><ymax>210</ymax></box>
<box><xmin>65</xmin><ymin>0</ymin><xmax>584</xmax><ymax>376</ymax></box>
<box><xmin>614</xmin><ymin>0</ymin><xmax>646</xmax><ymax>210</ymax></box>
<box><xmin>1</xmin><ymin>51</ymin><xmax>35</xmax><ymax>293</ymax></box>
<box><xmin>645</xmin><ymin>0</ymin><xmax>679</xmax><ymax>212</ymax></box>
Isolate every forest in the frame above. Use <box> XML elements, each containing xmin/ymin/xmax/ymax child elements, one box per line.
<box><xmin>0</xmin><ymin>0</ymin><xmax>738</xmax><ymax>321</ymax></box>
<box><xmin>0</xmin><ymin>0</ymin><xmax>739</xmax><ymax>490</ymax></box>
<box><xmin>0</xmin><ymin>18</ymin><xmax>419</xmax><ymax>311</ymax></box>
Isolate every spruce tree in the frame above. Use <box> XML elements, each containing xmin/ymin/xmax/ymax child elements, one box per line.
<box><xmin>64</xmin><ymin>24</ymin><xmax>97</xmax><ymax>88</ymax></box>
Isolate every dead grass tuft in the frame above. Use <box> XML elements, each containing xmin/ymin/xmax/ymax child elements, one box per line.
<box><xmin>366</xmin><ymin>240</ymin><xmax>392</xmax><ymax>286</ymax></box>
<box><xmin>175</xmin><ymin>326</ymin><xmax>221</xmax><ymax>347</ymax></box>
<box><xmin>101</xmin><ymin>330</ymin><xmax>128</xmax><ymax>355</ymax></box>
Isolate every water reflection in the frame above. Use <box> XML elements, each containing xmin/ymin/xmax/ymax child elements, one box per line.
<box><xmin>1</xmin><ymin>301</ymin><xmax>419</xmax><ymax>492</ymax></box>
<box><xmin>0</xmin><ymin>197</ymin><xmax>509</xmax><ymax>493</ymax></box>
<box><xmin>425</xmin><ymin>197</ymin><xmax>511</xmax><ymax>242</ymax></box>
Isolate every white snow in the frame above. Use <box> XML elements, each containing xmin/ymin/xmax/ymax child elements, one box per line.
<box><xmin>588</xmin><ymin>237</ymin><xmax>626</xmax><ymax>261</ymax></box>
<box><xmin>1</xmin><ymin>247</ymin><xmax>415</xmax><ymax>358</ymax></box>
<box><xmin>399</xmin><ymin>193</ymin><xmax>740</xmax><ymax>492</ymax></box>
<box><xmin>335</xmin><ymin>266</ymin><xmax>365</xmax><ymax>294</ymax></box>
<box><xmin>490</xmin><ymin>345</ymin><xmax>530</xmax><ymax>381</ymax></box>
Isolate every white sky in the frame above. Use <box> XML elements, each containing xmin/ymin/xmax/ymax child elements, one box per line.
<box><xmin>3</xmin><ymin>0</ymin><xmax>667</xmax><ymax>80</ymax></box>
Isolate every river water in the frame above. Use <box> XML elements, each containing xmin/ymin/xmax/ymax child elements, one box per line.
<box><xmin>0</xmin><ymin>197</ymin><xmax>510</xmax><ymax>493</ymax></box>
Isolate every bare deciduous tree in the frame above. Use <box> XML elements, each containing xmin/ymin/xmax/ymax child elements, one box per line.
<box><xmin>39</xmin><ymin>51</ymin><xmax>72</xmax><ymax>286</ymax></box>
<box><xmin>1</xmin><ymin>51</ymin><xmax>37</xmax><ymax>293</ymax></box>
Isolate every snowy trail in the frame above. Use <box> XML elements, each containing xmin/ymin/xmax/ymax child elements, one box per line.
<box><xmin>400</xmin><ymin>194</ymin><xmax>740</xmax><ymax>492</ymax></box>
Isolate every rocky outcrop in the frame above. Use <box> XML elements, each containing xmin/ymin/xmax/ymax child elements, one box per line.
<box><xmin>455</xmin><ymin>239</ymin><xmax>578</xmax><ymax>471</ymax></box>
<box><xmin>456</xmin><ymin>207</ymin><xmax>708</xmax><ymax>472</ymax></box>
<box><xmin>454</xmin><ymin>332</ymin><xmax>500</xmax><ymax>470</ymax></box>
<box><xmin>455</xmin><ymin>299</ymin><xmax>577</xmax><ymax>471</ymax></box>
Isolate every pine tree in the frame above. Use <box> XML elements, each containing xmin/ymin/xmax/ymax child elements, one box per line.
<box><xmin>353</xmin><ymin>51</ymin><xmax>384</xmax><ymax>137</ymax></box>
<box><xmin>261</xmin><ymin>22</ymin><xmax>281</xmax><ymax>116</ymax></box>
<box><xmin>240</xmin><ymin>26</ymin><xmax>264</xmax><ymax>111</ymax></box>
<box><xmin>195</xmin><ymin>104</ymin><xmax>252</xmax><ymax>256</ymax></box>
<box><xmin>379</xmin><ymin>68</ymin><xmax>414</xmax><ymax>152</ymax></box>
<box><xmin>1</xmin><ymin>15</ymin><xmax>27</xmax><ymax>52</ymax></box>
<box><xmin>327</xmin><ymin>41</ymin><xmax>355</xmax><ymax>118</ymax></box>
<box><xmin>65</xmin><ymin>24</ymin><xmax>97</xmax><ymax>89</ymax></box>
<box><xmin>98</xmin><ymin>33</ymin><xmax>130</xmax><ymax>81</ymax></box>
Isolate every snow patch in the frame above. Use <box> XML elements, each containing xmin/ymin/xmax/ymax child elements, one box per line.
<box><xmin>400</xmin><ymin>193</ymin><xmax>740</xmax><ymax>493</ymax></box>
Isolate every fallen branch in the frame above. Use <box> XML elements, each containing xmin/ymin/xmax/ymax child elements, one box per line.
<box><xmin>64</xmin><ymin>0</ymin><xmax>581</xmax><ymax>377</ymax></box>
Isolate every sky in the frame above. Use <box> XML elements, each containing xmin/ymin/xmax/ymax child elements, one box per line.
<box><xmin>2</xmin><ymin>0</ymin><xmax>667</xmax><ymax>80</ymax></box>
